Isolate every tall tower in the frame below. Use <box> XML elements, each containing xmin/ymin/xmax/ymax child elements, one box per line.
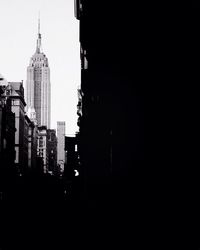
<box><xmin>26</xmin><ymin>17</ymin><xmax>51</xmax><ymax>128</ymax></box>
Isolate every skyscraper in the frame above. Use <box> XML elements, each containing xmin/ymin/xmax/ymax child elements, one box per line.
<box><xmin>26</xmin><ymin>18</ymin><xmax>51</xmax><ymax>128</ymax></box>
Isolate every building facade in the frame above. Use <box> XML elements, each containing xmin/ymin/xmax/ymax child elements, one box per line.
<box><xmin>1</xmin><ymin>81</ymin><xmax>28</xmax><ymax>175</ymax></box>
<box><xmin>57</xmin><ymin>121</ymin><xmax>65</xmax><ymax>175</ymax></box>
<box><xmin>25</xmin><ymin>114</ymin><xmax>37</xmax><ymax>171</ymax></box>
<box><xmin>47</xmin><ymin>129</ymin><xmax>57</xmax><ymax>175</ymax></box>
<box><xmin>74</xmin><ymin>1</ymin><xmax>144</xmax><ymax>205</ymax></box>
<box><xmin>37</xmin><ymin>126</ymin><xmax>48</xmax><ymax>173</ymax></box>
<box><xmin>1</xmin><ymin>75</ymin><xmax>39</xmax><ymax>175</ymax></box>
<box><xmin>26</xmin><ymin>19</ymin><xmax>51</xmax><ymax>128</ymax></box>
<box><xmin>0</xmin><ymin>77</ymin><xmax>16</xmax><ymax>173</ymax></box>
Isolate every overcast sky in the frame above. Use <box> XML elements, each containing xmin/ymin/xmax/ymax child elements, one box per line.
<box><xmin>0</xmin><ymin>0</ymin><xmax>80</xmax><ymax>135</ymax></box>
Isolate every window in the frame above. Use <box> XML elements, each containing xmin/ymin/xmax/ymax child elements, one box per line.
<box><xmin>39</xmin><ymin>138</ymin><xmax>43</xmax><ymax>147</ymax></box>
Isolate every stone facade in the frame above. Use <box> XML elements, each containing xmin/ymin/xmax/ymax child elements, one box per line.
<box><xmin>1</xmin><ymin>81</ymin><xmax>26</xmax><ymax>175</ymax></box>
<box><xmin>57</xmin><ymin>121</ymin><xmax>65</xmax><ymax>174</ymax></box>
<box><xmin>37</xmin><ymin>126</ymin><xmax>48</xmax><ymax>173</ymax></box>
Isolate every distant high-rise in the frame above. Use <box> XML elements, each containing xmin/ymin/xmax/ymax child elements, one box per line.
<box><xmin>26</xmin><ymin>18</ymin><xmax>51</xmax><ymax>128</ymax></box>
<box><xmin>57</xmin><ymin>121</ymin><xmax>65</xmax><ymax>174</ymax></box>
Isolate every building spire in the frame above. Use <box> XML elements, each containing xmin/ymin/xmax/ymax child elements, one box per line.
<box><xmin>38</xmin><ymin>12</ymin><xmax>40</xmax><ymax>34</ymax></box>
<box><xmin>36</xmin><ymin>12</ymin><xmax>42</xmax><ymax>53</ymax></box>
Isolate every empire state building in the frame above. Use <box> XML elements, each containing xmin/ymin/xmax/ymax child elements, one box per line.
<box><xmin>26</xmin><ymin>19</ymin><xmax>51</xmax><ymax>128</ymax></box>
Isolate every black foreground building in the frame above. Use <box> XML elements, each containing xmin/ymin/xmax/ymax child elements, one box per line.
<box><xmin>75</xmin><ymin>1</ymin><xmax>144</xmax><ymax>209</ymax></box>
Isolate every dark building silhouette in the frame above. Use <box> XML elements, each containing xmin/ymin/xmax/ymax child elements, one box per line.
<box><xmin>193</xmin><ymin>1</ymin><xmax>200</xmax><ymax>7</ymax></box>
<box><xmin>0</xmin><ymin>87</ymin><xmax>16</xmax><ymax>172</ymax></box>
<box><xmin>25</xmin><ymin>114</ymin><xmax>37</xmax><ymax>172</ymax></box>
<box><xmin>77</xmin><ymin>88</ymin><xmax>82</xmax><ymax>128</ymax></box>
<box><xmin>35</xmin><ymin>155</ymin><xmax>44</xmax><ymax>175</ymax></box>
<box><xmin>47</xmin><ymin>129</ymin><xmax>57</xmax><ymax>175</ymax></box>
<box><xmin>64</xmin><ymin>136</ymin><xmax>79</xmax><ymax>176</ymax></box>
<box><xmin>0</xmin><ymin>81</ymin><xmax>29</xmax><ymax>175</ymax></box>
<box><xmin>75</xmin><ymin>1</ymin><xmax>144</xmax><ymax>207</ymax></box>
<box><xmin>64</xmin><ymin>134</ymin><xmax>82</xmax><ymax>200</ymax></box>
<box><xmin>24</xmin><ymin>115</ymin><xmax>30</xmax><ymax>172</ymax></box>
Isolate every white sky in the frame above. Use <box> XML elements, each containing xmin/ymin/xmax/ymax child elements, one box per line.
<box><xmin>0</xmin><ymin>0</ymin><xmax>80</xmax><ymax>135</ymax></box>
